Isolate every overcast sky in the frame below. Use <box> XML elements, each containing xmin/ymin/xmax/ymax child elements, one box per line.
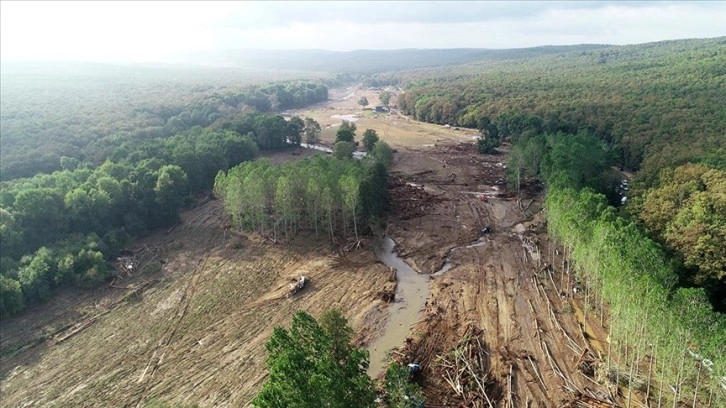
<box><xmin>1</xmin><ymin>1</ymin><xmax>724</xmax><ymax>63</ymax></box>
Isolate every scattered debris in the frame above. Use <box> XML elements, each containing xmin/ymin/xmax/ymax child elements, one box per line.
<box><xmin>287</xmin><ymin>276</ymin><xmax>308</xmax><ymax>298</ymax></box>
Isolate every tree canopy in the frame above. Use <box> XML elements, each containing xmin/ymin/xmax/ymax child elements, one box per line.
<box><xmin>361</xmin><ymin>129</ymin><xmax>380</xmax><ymax>151</ymax></box>
<box><xmin>335</xmin><ymin>121</ymin><xmax>357</xmax><ymax>143</ymax></box>
<box><xmin>252</xmin><ymin>310</ymin><xmax>376</xmax><ymax>408</ymax></box>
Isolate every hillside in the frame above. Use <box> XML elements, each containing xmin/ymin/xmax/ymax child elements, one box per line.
<box><xmin>384</xmin><ymin>37</ymin><xmax>726</xmax><ymax>308</ymax></box>
<box><xmin>1</xmin><ymin>38</ymin><xmax>725</xmax><ymax>407</ymax></box>
<box><xmin>173</xmin><ymin>45</ymin><xmax>611</xmax><ymax>74</ymax></box>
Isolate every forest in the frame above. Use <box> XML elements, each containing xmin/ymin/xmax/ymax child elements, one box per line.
<box><xmin>389</xmin><ymin>37</ymin><xmax>725</xmax><ymax>312</ymax></box>
<box><xmin>0</xmin><ymin>107</ymin><xmax>332</xmax><ymax>317</ymax></box>
<box><xmin>0</xmin><ymin>62</ymin><xmax>330</xmax><ymax>181</ymax></box>
<box><xmin>503</xmin><ymin>129</ymin><xmax>725</xmax><ymax>405</ymax></box>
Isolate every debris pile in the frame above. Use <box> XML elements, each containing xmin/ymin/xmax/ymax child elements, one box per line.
<box><xmin>389</xmin><ymin>176</ymin><xmax>444</xmax><ymax>220</ymax></box>
<box><xmin>287</xmin><ymin>276</ymin><xmax>308</xmax><ymax>297</ymax></box>
<box><xmin>433</xmin><ymin>325</ymin><xmax>500</xmax><ymax>407</ymax></box>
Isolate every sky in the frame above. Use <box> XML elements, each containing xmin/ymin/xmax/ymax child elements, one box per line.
<box><xmin>1</xmin><ymin>1</ymin><xmax>725</xmax><ymax>63</ymax></box>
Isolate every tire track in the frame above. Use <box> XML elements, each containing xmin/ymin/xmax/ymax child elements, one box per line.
<box><xmin>135</xmin><ymin>255</ymin><xmax>209</xmax><ymax>407</ymax></box>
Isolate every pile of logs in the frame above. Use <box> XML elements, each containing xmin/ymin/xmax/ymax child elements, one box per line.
<box><xmin>434</xmin><ymin>325</ymin><xmax>499</xmax><ymax>408</ymax></box>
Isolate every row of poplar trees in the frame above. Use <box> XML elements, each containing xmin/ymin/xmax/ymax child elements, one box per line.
<box><xmin>506</xmin><ymin>130</ymin><xmax>725</xmax><ymax>406</ymax></box>
<box><xmin>214</xmin><ymin>142</ymin><xmax>392</xmax><ymax>242</ymax></box>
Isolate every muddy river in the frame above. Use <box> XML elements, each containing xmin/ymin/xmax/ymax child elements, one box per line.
<box><xmin>367</xmin><ymin>234</ymin><xmax>493</xmax><ymax>375</ymax></box>
<box><xmin>367</xmin><ymin>236</ymin><xmax>430</xmax><ymax>375</ymax></box>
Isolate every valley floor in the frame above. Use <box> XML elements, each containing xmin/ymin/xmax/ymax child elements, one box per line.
<box><xmin>1</xmin><ymin>86</ymin><xmax>617</xmax><ymax>407</ymax></box>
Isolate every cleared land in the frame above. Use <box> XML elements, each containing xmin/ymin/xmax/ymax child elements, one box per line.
<box><xmin>1</xmin><ymin>86</ymin><xmax>617</xmax><ymax>407</ymax></box>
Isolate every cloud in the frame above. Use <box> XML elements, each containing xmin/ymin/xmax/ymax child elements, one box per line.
<box><xmin>215</xmin><ymin>1</ymin><xmax>691</xmax><ymax>27</ymax></box>
<box><xmin>1</xmin><ymin>1</ymin><xmax>724</xmax><ymax>62</ymax></box>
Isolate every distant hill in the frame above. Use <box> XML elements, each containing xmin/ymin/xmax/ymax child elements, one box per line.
<box><xmin>173</xmin><ymin>45</ymin><xmax>612</xmax><ymax>73</ymax></box>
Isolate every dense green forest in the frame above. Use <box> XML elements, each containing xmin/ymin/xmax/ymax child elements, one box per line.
<box><xmin>391</xmin><ymin>37</ymin><xmax>725</xmax><ymax>179</ymax></box>
<box><xmin>0</xmin><ymin>62</ymin><xmax>330</xmax><ymax>180</ymax></box>
<box><xmin>389</xmin><ymin>37</ymin><xmax>726</xmax><ymax>311</ymax></box>
<box><xmin>179</xmin><ymin>45</ymin><xmax>610</xmax><ymax>74</ymax></box>
<box><xmin>0</xmin><ymin>108</ymin><xmax>328</xmax><ymax>316</ymax></box>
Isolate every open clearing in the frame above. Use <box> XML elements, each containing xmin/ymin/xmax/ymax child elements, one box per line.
<box><xmin>1</xmin><ymin>86</ymin><xmax>616</xmax><ymax>407</ymax></box>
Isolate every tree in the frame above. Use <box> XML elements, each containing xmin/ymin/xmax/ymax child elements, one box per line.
<box><xmin>476</xmin><ymin>136</ymin><xmax>500</xmax><ymax>154</ymax></box>
<box><xmin>303</xmin><ymin>117</ymin><xmax>321</xmax><ymax>144</ymax></box>
<box><xmin>507</xmin><ymin>144</ymin><xmax>526</xmax><ymax>196</ymax></box>
<box><xmin>370</xmin><ymin>141</ymin><xmax>394</xmax><ymax>166</ymax></box>
<box><xmin>379</xmin><ymin>91</ymin><xmax>392</xmax><ymax>108</ymax></box>
<box><xmin>336</xmin><ymin>121</ymin><xmax>357</xmax><ymax>143</ymax></box>
<box><xmin>253</xmin><ymin>310</ymin><xmax>375</xmax><ymax>408</ymax></box>
<box><xmin>358</xmin><ymin>96</ymin><xmax>369</xmax><ymax>108</ymax></box>
<box><xmin>341</xmin><ymin>174</ymin><xmax>361</xmax><ymax>240</ymax></box>
<box><xmin>359</xmin><ymin>161</ymin><xmax>389</xmax><ymax>223</ymax></box>
<box><xmin>384</xmin><ymin>363</ymin><xmax>425</xmax><ymax>408</ymax></box>
<box><xmin>286</xmin><ymin>116</ymin><xmax>305</xmax><ymax>146</ymax></box>
<box><xmin>361</xmin><ymin>129</ymin><xmax>379</xmax><ymax>152</ymax></box>
<box><xmin>334</xmin><ymin>141</ymin><xmax>355</xmax><ymax>160</ymax></box>
<box><xmin>0</xmin><ymin>274</ymin><xmax>24</xmax><ymax>317</ymax></box>
<box><xmin>154</xmin><ymin>165</ymin><xmax>189</xmax><ymax>223</ymax></box>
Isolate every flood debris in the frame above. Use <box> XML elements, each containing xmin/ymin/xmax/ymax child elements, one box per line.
<box><xmin>287</xmin><ymin>276</ymin><xmax>308</xmax><ymax>298</ymax></box>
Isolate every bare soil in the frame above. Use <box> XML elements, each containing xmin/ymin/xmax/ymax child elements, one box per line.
<box><xmin>0</xmin><ymin>85</ymin><xmax>617</xmax><ymax>407</ymax></box>
<box><xmin>385</xmin><ymin>143</ymin><xmax>615</xmax><ymax>407</ymax></box>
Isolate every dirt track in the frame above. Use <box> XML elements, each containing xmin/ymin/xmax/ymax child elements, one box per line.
<box><xmin>0</xmin><ymin>86</ymin><xmax>616</xmax><ymax>407</ymax></box>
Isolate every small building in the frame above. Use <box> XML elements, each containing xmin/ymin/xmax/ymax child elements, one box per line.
<box><xmin>374</xmin><ymin>105</ymin><xmax>388</xmax><ymax>113</ymax></box>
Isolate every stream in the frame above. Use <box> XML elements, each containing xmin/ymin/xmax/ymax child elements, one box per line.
<box><xmin>367</xmin><ymin>234</ymin><xmax>495</xmax><ymax>375</ymax></box>
<box><xmin>299</xmin><ymin>142</ymin><xmax>367</xmax><ymax>159</ymax></box>
<box><xmin>368</xmin><ymin>236</ymin><xmax>430</xmax><ymax>375</ymax></box>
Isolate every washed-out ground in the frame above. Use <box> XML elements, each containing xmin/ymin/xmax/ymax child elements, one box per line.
<box><xmin>1</xmin><ymin>86</ymin><xmax>618</xmax><ymax>407</ymax></box>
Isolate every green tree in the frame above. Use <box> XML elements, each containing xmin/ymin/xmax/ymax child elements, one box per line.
<box><xmin>379</xmin><ymin>91</ymin><xmax>392</xmax><ymax>108</ymax></box>
<box><xmin>303</xmin><ymin>117</ymin><xmax>321</xmax><ymax>144</ymax></box>
<box><xmin>18</xmin><ymin>247</ymin><xmax>56</xmax><ymax>303</ymax></box>
<box><xmin>0</xmin><ymin>274</ymin><xmax>25</xmax><ymax>317</ymax></box>
<box><xmin>370</xmin><ymin>141</ymin><xmax>394</xmax><ymax>166</ymax></box>
<box><xmin>361</xmin><ymin>129</ymin><xmax>379</xmax><ymax>152</ymax></box>
<box><xmin>252</xmin><ymin>310</ymin><xmax>375</xmax><ymax>408</ymax></box>
<box><xmin>334</xmin><ymin>141</ymin><xmax>355</xmax><ymax>160</ymax></box>
<box><xmin>358</xmin><ymin>96</ymin><xmax>369</xmax><ymax>108</ymax></box>
<box><xmin>476</xmin><ymin>136</ymin><xmax>500</xmax><ymax>154</ymax></box>
<box><xmin>384</xmin><ymin>363</ymin><xmax>425</xmax><ymax>408</ymax></box>
<box><xmin>286</xmin><ymin>116</ymin><xmax>305</xmax><ymax>146</ymax></box>
<box><xmin>154</xmin><ymin>165</ymin><xmax>189</xmax><ymax>223</ymax></box>
<box><xmin>335</xmin><ymin>121</ymin><xmax>357</xmax><ymax>143</ymax></box>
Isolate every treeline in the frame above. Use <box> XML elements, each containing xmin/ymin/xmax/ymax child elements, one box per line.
<box><xmin>548</xmin><ymin>183</ymin><xmax>725</xmax><ymax>406</ymax></box>
<box><xmin>221</xmin><ymin>81</ymin><xmax>328</xmax><ymax>112</ymax></box>
<box><xmin>1</xmin><ymin>63</ymin><xmax>329</xmax><ymax>181</ymax></box>
<box><xmin>0</xmin><ymin>113</ymin><xmax>322</xmax><ymax>317</ymax></box>
<box><xmin>214</xmin><ymin>142</ymin><xmax>392</xmax><ymax>242</ymax></box>
<box><xmin>505</xmin><ymin>130</ymin><xmax>725</xmax><ymax>405</ymax></box>
<box><xmin>394</xmin><ymin>37</ymin><xmax>726</xmax><ymax>182</ymax></box>
<box><xmin>393</xmin><ymin>37</ymin><xmax>725</xmax><ymax>310</ymax></box>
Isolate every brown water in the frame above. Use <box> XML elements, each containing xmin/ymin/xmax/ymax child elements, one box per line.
<box><xmin>367</xmin><ymin>236</ymin><xmax>430</xmax><ymax>376</ymax></box>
